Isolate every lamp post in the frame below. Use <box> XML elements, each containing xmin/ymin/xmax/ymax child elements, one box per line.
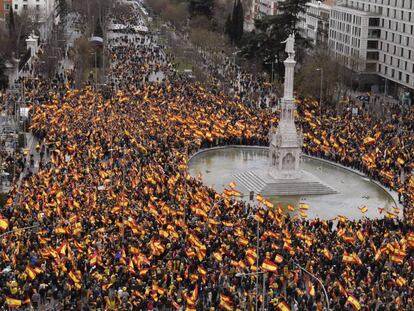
<box><xmin>233</xmin><ymin>50</ymin><xmax>242</xmax><ymax>85</ymax></box>
<box><xmin>235</xmin><ymin>270</ymin><xmax>268</xmax><ymax>311</ymax></box>
<box><xmin>290</xmin><ymin>260</ymin><xmax>330</xmax><ymax>310</ymax></box>
<box><xmin>316</xmin><ymin>67</ymin><xmax>323</xmax><ymax>112</ymax></box>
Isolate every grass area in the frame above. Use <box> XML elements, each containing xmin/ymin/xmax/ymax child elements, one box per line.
<box><xmin>174</xmin><ymin>58</ymin><xmax>193</xmax><ymax>73</ymax></box>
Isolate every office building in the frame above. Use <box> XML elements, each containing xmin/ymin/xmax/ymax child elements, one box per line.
<box><xmin>328</xmin><ymin>0</ymin><xmax>414</xmax><ymax>96</ymax></box>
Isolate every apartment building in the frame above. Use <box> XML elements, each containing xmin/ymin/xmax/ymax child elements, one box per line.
<box><xmin>0</xmin><ymin>0</ymin><xmax>12</xmax><ymax>20</ymax></box>
<box><xmin>299</xmin><ymin>1</ymin><xmax>334</xmax><ymax>47</ymax></box>
<box><xmin>328</xmin><ymin>0</ymin><xmax>414</xmax><ymax>95</ymax></box>
<box><xmin>245</xmin><ymin>0</ymin><xmax>283</xmax><ymax>31</ymax></box>
<box><xmin>12</xmin><ymin>0</ymin><xmax>56</xmax><ymax>22</ymax></box>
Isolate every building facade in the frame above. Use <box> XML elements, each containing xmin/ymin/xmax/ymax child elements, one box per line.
<box><xmin>245</xmin><ymin>0</ymin><xmax>283</xmax><ymax>31</ymax></box>
<box><xmin>328</xmin><ymin>0</ymin><xmax>414</xmax><ymax>95</ymax></box>
<box><xmin>11</xmin><ymin>0</ymin><xmax>55</xmax><ymax>22</ymax></box>
<box><xmin>299</xmin><ymin>1</ymin><xmax>333</xmax><ymax>47</ymax></box>
<box><xmin>0</xmin><ymin>0</ymin><xmax>12</xmax><ymax>20</ymax></box>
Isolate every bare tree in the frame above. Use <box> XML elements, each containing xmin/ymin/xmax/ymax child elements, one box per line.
<box><xmin>73</xmin><ymin>36</ymin><xmax>94</xmax><ymax>86</ymax></box>
<box><xmin>161</xmin><ymin>3</ymin><xmax>189</xmax><ymax>29</ymax></box>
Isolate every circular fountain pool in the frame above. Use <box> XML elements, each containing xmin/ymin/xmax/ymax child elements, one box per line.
<box><xmin>188</xmin><ymin>146</ymin><xmax>398</xmax><ymax>220</ymax></box>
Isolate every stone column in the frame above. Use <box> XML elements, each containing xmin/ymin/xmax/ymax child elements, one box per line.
<box><xmin>283</xmin><ymin>58</ymin><xmax>296</xmax><ymax>101</ymax></box>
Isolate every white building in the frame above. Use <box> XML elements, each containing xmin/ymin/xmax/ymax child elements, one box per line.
<box><xmin>11</xmin><ymin>0</ymin><xmax>57</xmax><ymax>40</ymax></box>
<box><xmin>298</xmin><ymin>1</ymin><xmax>333</xmax><ymax>47</ymax></box>
<box><xmin>12</xmin><ymin>0</ymin><xmax>56</xmax><ymax>23</ymax></box>
<box><xmin>328</xmin><ymin>0</ymin><xmax>414</xmax><ymax>96</ymax></box>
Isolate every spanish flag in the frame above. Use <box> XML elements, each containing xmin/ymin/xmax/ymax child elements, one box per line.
<box><xmin>255</xmin><ymin>213</ymin><xmax>264</xmax><ymax>224</ymax></box>
<box><xmin>25</xmin><ymin>266</ymin><xmax>37</xmax><ymax>280</ymax></box>
<box><xmin>274</xmin><ymin>254</ymin><xmax>283</xmax><ymax>264</ymax></box>
<box><xmin>277</xmin><ymin>301</ymin><xmax>290</xmax><ymax>311</ymax></box>
<box><xmin>264</xmin><ymin>199</ymin><xmax>274</xmax><ymax>209</ymax></box>
<box><xmin>363</xmin><ymin>136</ymin><xmax>376</xmax><ymax>145</ymax></box>
<box><xmin>323</xmin><ymin>249</ymin><xmax>333</xmax><ymax>260</ymax></box>
<box><xmin>0</xmin><ymin>217</ymin><xmax>9</xmax><ymax>231</ymax></box>
<box><xmin>395</xmin><ymin>276</ymin><xmax>407</xmax><ymax>287</ymax></box>
<box><xmin>308</xmin><ymin>281</ymin><xmax>315</xmax><ymax>297</ymax></box>
<box><xmin>55</xmin><ymin>227</ymin><xmax>68</xmax><ymax>235</ymax></box>
<box><xmin>261</xmin><ymin>259</ymin><xmax>278</xmax><ymax>272</ymax></box>
<box><xmin>213</xmin><ymin>252</ymin><xmax>223</xmax><ymax>262</ymax></box>
<box><xmin>197</xmin><ymin>266</ymin><xmax>207</xmax><ymax>277</ymax></box>
<box><xmin>6</xmin><ymin>297</ymin><xmax>22</xmax><ymax>308</ymax></box>
<box><xmin>219</xmin><ymin>294</ymin><xmax>233</xmax><ymax>311</ymax></box>
<box><xmin>256</xmin><ymin>194</ymin><xmax>264</xmax><ymax>203</ymax></box>
<box><xmin>238</xmin><ymin>237</ymin><xmax>249</xmax><ymax>247</ymax></box>
<box><xmin>397</xmin><ymin>157</ymin><xmax>405</xmax><ymax>165</ymax></box>
<box><xmin>358</xmin><ymin>206</ymin><xmax>368</xmax><ymax>213</ymax></box>
<box><xmin>228</xmin><ymin>181</ymin><xmax>237</xmax><ymax>189</ymax></box>
<box><xmin>342</xmin><ymin>252</ymin><xmax>356</xmax><ymax>264</ymax></box>
<box><xmin>346</xmin><ymin>295</ymin><xmax>361</xmax><ymax>310</ymax></box>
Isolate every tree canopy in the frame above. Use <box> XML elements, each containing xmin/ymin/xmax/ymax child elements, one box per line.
<box><xmin>187</xmin><ymin>0</ymin><xmax>214</xmax><ymax>17</ymax></box>
<box><xmin>241</xmin><ymin>0</ymin><xmax>308</xmax><ymax>78</ymax></box>
<box><xmin>225</xmin><ymin>0</ymin><xmax>244</xmax><ymax>45</ymax></box>
<box><xmin>0</xmin><ymin>57</ymin><xmax>8</xmax><ymax>90</ymax></box>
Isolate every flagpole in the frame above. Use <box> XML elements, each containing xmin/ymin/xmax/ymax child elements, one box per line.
<box><xmin>291</xmin><ymin>260</ymin><xmax>330</xmax><ymax>310</ymax></box>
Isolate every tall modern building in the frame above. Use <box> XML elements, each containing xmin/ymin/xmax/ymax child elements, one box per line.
<box><xmin>328</xmin><ymin>0</ymin><xmax>414</xmax><ymax>96</ymax></box>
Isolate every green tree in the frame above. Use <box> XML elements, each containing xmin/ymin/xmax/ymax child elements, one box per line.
<box><xmin>234</xmin><ymin>0</ymin><xmax>244</xmax><ymax>44</ymax></box>
<box><xmin>8</xmin><ymin>7</ymin><xmax>15</xmax><ymax>39</ymax></box>
<box><xmin>226</xmin><ymin>0</ymin><xmax>244</xmax><ymax>45</ymax></box>
<box><xmin>0</xmin><ymin>57</ymin><xmax>8</xmax><ymax>90</ymax></box>
<box><xmin>94</xmin><ymin>18</ymin><xmax>104</xmax><ymax>38</ymax></box>
<box><xmin>57</xmin><ymin>0</ymin><xmax>68</xmax><ymax>21</ymax></box>
<box><xmin>241</xmin><ymin>0</ymin><xmax>308</xmax><ymax>78</ymax></box>
<box><xmin>188</xmin><ymin>0</ymin><xmax>214</xmax><ymax>17</ymax></box>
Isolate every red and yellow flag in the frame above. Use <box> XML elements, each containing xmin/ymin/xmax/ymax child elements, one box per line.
<box><xmin>219</xmin><ymin>294</ymin><xmax>233</xmax><ymax>311</ymax></box>
<box><xmin>0</xmin><ymin>217</ymin><xmax>9</xmax><ymax>231</ymax></box>
<box><xmin>277</xmin><ymin>301</ymin><xmax>290</xmax><ymax>311</ymax></box>
<box><xmin>261</xmin><ymin>259</ymin><xmax>278</xmax><ymax>272</ymax></box>
<box><xmin>6</xmin><ymin>297</ymin><xmax>22</xmax><ymax>308</ymax></box>
<box><xmin>346</xmin><ymin>295</ymin><xmax>361</xmax><ymax>310</ymax></box>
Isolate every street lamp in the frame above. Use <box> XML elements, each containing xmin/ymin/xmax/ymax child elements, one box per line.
<box><xmin>235</xmin><ymin>270</ymin><xmax>268</xmax><ymax>311</ymax></box>
<box><xmin>316</xmin><ymin>68</ymin><xmax>323</xmax><ymax>112</ymax></box>
<box><xmin>290</xmin><ymin>259</ymin><xmax>330</xmax><ymax>310</ymax></box>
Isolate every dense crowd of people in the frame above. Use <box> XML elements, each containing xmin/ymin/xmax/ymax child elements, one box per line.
<box><xmin>0</xmin><ymin>2</ymin><xmax>413</xmax><ymax>311</ymax></box>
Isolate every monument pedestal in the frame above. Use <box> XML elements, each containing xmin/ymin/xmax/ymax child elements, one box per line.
<box><xmin>234</xmin><ymin>168</ymin><xmax>337</xmax><ymax>196</ymax></box>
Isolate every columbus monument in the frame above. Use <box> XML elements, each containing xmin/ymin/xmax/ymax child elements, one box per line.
<box><xmin>234</xmin><ymin>34</ymin><xmax>336</xmax><ymax>196</ymax></box>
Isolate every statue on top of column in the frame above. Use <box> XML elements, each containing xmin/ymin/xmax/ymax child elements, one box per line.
<box><xmin>281</xmin><ymin>33</ymin><xmax>295</xmax><ymax>59</ymax></box>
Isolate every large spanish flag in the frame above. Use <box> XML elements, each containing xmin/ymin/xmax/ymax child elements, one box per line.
<box><xmin>261</xmin><ymin>259</ymin><xmax>278</xmax><ymax>272</ymax></box>
<box><xmin>346</xmin><ymin>295</ymin><xmax>361</xmax><ymax>310</ymax></box>
<box><xmin>277</xmin><ymin>301</ymin><xmax>290</xmax><ymax>311</ymax></box>
<box><xmin>6</xmin><ymin>297</ymin><xmax>22</xmax><ymax>308</ymax></box>
<box><xmin>0</xmin><ymin>217</ymin><xmax>9</xmax><ymax>231</ymax></box>
<box><xmin>219</xmin><ymin>294</ymin><xmax>233</xmax><ymax>311</ymax></box>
